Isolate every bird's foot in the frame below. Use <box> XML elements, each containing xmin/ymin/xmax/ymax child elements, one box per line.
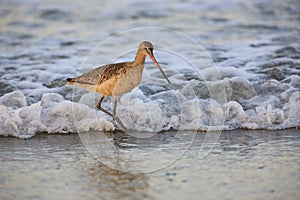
<box><xmin>95</xmin><ymin>105</ymin><xmax>127</xmax><ymax>130</ymax></box>
<box><xmin>113</xmin><ymin>116</ymin><xmax>127</xmax><ymax>131</ymax></box>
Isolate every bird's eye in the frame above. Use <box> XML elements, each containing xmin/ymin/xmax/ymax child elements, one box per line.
<box><xmin>145</xmin><ymin>47</ymin><xmax>153</xmax><ymax>52</ymax></box>
<box><xmin>144</xmin><ymin>47</ymin><xmax>150</xmax><ymax>53</ymax></box>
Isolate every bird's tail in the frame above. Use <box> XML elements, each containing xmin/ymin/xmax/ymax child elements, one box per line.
<box><xmin>66</xmin><ymin>78</ymin><xmax>75</xmax><ymax>84</ymax></box>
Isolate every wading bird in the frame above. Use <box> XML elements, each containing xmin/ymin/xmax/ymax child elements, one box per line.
<box><xmin>67</xmin><ymin>41</ymin><xmax>171</xmax><ymax>129</ymax></box>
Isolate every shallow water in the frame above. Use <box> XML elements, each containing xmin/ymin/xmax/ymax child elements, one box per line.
<box><xmin>1</xmin><ymin>129</ymin><xmax>300</xmax><ymax>200</ymax></box>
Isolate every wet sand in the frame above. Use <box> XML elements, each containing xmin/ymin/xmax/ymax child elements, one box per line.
<box><xmin>1</xmin><ymin>129</ymin><xmax>299</xmax><ymax>200</ymax></box>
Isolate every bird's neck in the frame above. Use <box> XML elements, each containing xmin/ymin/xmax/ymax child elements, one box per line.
<box><xmin>132</xmin><ymin>50</ymin><xmax>146</xmax><ymax>66</ymax></box>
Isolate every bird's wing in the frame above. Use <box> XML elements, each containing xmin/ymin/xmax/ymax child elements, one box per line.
<box><xmin>97</xmin><ymin>63</ymin><xmax>126</xmax><ymax>85</ymax></box>
<box><xmin>68</xmin><ymin>62</ymin><xmax>128</xmax><ymax>86</ymax></box>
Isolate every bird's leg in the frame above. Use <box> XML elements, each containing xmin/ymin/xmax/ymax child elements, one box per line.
<box><xmin>113</xmin><ymin>97</ymin><xmax>118</xmax><ymax>117</ymax></box>
<box><xmin>112</xmin><ymin>97</ymin><xmax>127</xmax><ymax>130</ymax></box>
<box><xmin>96</xmin><ymin>96</ymin><xmax>126</xmax><ymax>130</ymax></box>
<box><xmin>96</xmin><ymin>96</ymin><xmax>114</xmax><ymax>118</ymax></box>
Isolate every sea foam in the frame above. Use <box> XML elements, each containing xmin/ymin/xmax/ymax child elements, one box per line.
<box><xmin>1</xmin><ymin>74</ymin><xmax>299</xmax><ymax>139</ymax></box>
<box><xmin>0</xmin><ymin>92</ymin><xmax>114</xmax><ymax>139</ymax></box>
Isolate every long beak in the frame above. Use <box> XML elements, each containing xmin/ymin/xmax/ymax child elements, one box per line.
<box><xmin>148</xmin><ymin>51</ymin><xmax>171</xmax><ymax>84</ymax></box>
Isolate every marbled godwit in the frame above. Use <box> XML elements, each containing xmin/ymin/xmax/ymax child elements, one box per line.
<box><xmin>67</xmin><ymin>41</ymin><xmax>171</xmax><ymax>129</ymax></box>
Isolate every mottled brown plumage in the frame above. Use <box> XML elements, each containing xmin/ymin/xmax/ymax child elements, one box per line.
<box><xmin>67</xmin><ymin>41</ymin><xmax>170</xmax><ymax>129</ymax></box>
<box><xmin>68</xmin><ymin>63</ymin><xmax>124</xmax><ymax>87</ymax></box>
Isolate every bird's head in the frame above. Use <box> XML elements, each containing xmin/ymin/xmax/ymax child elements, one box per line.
<box><xmin>138</xmin><ymin>41</ymin><xmax>171</xmax><ymax>84</ymax></box>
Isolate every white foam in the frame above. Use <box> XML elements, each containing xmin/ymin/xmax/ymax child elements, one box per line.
<box><xmin>285</xmin><ymin>91</ymin><xmax>300</xmax><ymax>119</ymax></box>
<box><xmin>1</xmin><ymin>68</ymin><xmax>300</xmax><ymax>139</ymax></box>
<box><xmin>0</xmin><ymin>92</ymin><xmax>114</xmax><ymax>139</ymax></box>
<box><xmin>0</xmin><ymin>91</ymin><xmax>27</xmax><ymax>109</ymax></box>
<box><xmin>200</xmin><ymin>66</ymin><xmax>259</xmax><ymax>81</ymax></box>
<box><xmin>0</xmin><ymin>105</ymin><xmax>21</xmax><ymax>138</ymax></box>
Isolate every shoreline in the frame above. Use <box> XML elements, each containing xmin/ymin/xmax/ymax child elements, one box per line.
<box><xmin>1</xmin><ymin>127</ymin><xmax>299</xmax><ymax>140</ymax></box>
